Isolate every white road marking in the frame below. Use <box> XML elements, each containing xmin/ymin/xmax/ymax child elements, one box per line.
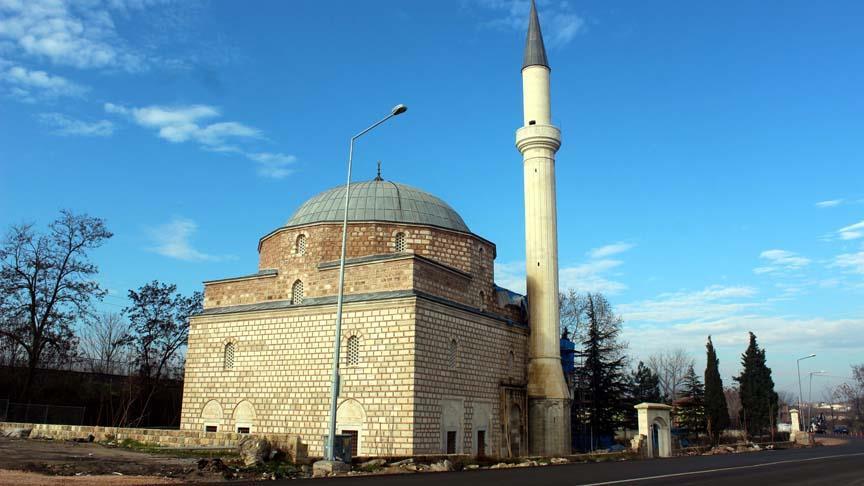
<box><xmin>578</xmin><ymin>451</ymin><xmax>864</xmax><ymax>485</ymax></box>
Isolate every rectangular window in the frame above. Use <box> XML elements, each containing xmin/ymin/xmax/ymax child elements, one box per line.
<box><xmin>205</xmin><ymin>425</ymin><xmax>217</xmax><ymax>433</ymax></box>
<box><xmin>446</xmin><ymin>431</ymin><xmax>457</xmax><ymax>454</ymax></box>
<box><xmin>477</xmin><ymin>430</ymin><xmax>486</xmax><ymax>457</ymax></box>
<box><xmin>237</xmin><ymin>427</ymin><xmax>250</xmax><ymax>434</ymax></box>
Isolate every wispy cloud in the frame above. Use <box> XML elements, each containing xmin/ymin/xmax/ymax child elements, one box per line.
<box><xmin>105</xmin><ymin>102</ymin><xmax>296</xmax><ymax>177</ymax></box>
<box><xmin>0</xmin><ymin>0</ymin><xmax>165</xmax><ymax>72</ymax></box>
<box><xmin>477</xmin><ymin>0</ymin><xmax>585</xmax><ymax>48</ymax></box>
<box><xmin>753</xmin><ymin>249</ymin><xmax>811</xmax><ymax>275</ymax></box>
<box><xmin>496</xmin><ymin>241</ymin><xmax>630</xmax><ymax>295</ymax></box>
<box><xmin>104</xmin><ymin>103</ymin><xmax>258</xmax><ymax>149</ymax></box>
<box><xmin>816</xmin><ymin>199</ymin><xmax>843</xmax><ymax>208</ymax></box>
<box><xmin>247</xmin><ymin>152</ymin><xmax>296</xmax><ymax>179</ymax></box>
<box><xmin>831</xmin><ymin>250</ymin><xmax>864</xmax><ymax>275</ymax></box>
<box><xmin>588</xmin><ymin>242</ymin><xmax>635</xmax><ymax>259</ymax></box>
<box><xmin>619</xmin><ymin>285</ymin><xmax>759</xmax><ymax>324</ymax></box>
<box><xmin>836</xmin><ymin>220</ymin><xmax>864</xmax><ymax>241</ymax></box>
<box><xmin>0</xmin><ymin>65</ymin><xmax>88</xmax><ymax>100</ymax></box>
<box><xmin>37</xmin><ymin>113</ymin><xmax>115</xmax><ymax>137</ymax></box>
<box><xmin>146</xmin><ymin>217</ymin><xmax>224</xmax><ymax>262</ymax></box>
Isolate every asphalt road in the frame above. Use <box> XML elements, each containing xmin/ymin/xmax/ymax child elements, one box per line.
<box><xmin>293</xmin><ymin>439</ymin><xmax>864</xmax><ymax>486</ymax></box>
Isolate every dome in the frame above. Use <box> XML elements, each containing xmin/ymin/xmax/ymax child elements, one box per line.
<box><xmin>286</xmin><ymin>179</ymin><xmax>470</xmax><ymax>233</ymax></box>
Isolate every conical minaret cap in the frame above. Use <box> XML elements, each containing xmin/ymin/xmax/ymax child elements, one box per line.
<box><xmin>522</xmin><ymin>0</ymin><xmax>549</xmax><ymax>70</ymax></box>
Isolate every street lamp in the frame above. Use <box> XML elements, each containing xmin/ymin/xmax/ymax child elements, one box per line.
<box><xmin>796</xmin><ymin>354</ymin><xmax>815</xmax><ymax>432</ymax></box>
<box><xmin>324</xmin><ymin>104</ymin><xmax>408</xmax><ymax>462</ymax></box>
<box><xmin>808</xmin><ymin>370</ymin><xmax>827</xmax><ymax>431</ymax></box>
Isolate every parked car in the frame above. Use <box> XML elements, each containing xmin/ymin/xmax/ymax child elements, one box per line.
<box><xmin>833</xmin><ymin>425</ymin><xmax>849</xmax><ymax>435</ymax></box>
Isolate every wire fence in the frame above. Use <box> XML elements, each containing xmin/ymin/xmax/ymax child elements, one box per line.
<box><xmin>0</xmin><ymin>399</ymin><xmax>85</xmax><ymax>425</ymax></box>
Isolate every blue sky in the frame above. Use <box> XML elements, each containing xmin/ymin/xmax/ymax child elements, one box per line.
<box><xmin>1</xmin><ymin>0</ymin><xmax>862</xmax><ymax>396</ymax></box>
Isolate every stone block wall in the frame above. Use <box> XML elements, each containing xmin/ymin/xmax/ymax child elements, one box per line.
<box><xmin>181</xmin><ymin>297</ymin><xmax>418</xmax><ymax>457</ymax></box>
<box><xmin>412</xmin><ymin>299</ymin><xmax>528</xmax><ymax>456</ymax></box>
<box><xmin>0</xmin><ymin>421</ymin><xmax>306</xmax><ymax>459</ymax></box>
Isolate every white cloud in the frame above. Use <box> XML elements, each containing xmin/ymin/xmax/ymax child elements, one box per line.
<box><xmin>816</xmin><ymin>199</ymin><xmax>843</xmax><ymax>208</ymax></box>
<box><xmin>0</xmin><ymin>0</ymin><xmax>164</xmax><ymax>71</ymax></box>
<box><xmin>0</xmin><ymin>65</ymin><xmax>87</xmax><ymax>99</ymax></box>
<box><xmin>247</xmin><ymin>152</ymin><xmax>297</xmax><ymax>179</ymax></box>
<box><xmin>837</xmin><ymin>220</ymin><xmax>864</xmax><ymax>241</ymax></box>
<box><xmin>105</xmin><ymin>102</ymin><xmax>259</xmax><ymax>150</ymax></box>
<box><xmin>146</xmin><ymin>217</ymin><xmax>222</xmax><ymax>262</ymax></box>
<box><xmin>37</xmin><ymin>112</ymin><xmax>114</xmax><ymax>137</ymax></box>
<box><xmin>753</xmin><ymin>249</ymin><xmax>811</xmax><ymax>275</ymax></box>
<box><xmin>495</xmin><ymin>258</ymin><xmax>626</xmax><ymax>295</ymax></box>
<box><xmin>478</xmin><ymin>0</ymin><xmax>585</xmax><ymax>48</ymax></box>
<box><xmin>588</xmin><ymin>242</ymin><xmax>634</xmax><ymax>259</ymax></box>
<box><xmin>831</xmin><ymin>251</ymin><xmax>864</xmax><ymax>275</ymax></box>
<box><xmin>619</xmin><ymin>285</ymin><xmax>759</xmax><ymax>324</ymax></box>
<box><xmin>106</xmin><ymin>102</ymin><xmax>296</xmax><ymax>178</ymax></box>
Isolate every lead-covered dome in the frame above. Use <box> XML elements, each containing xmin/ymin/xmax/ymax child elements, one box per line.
<box><xmin>286</xmin><ymin>179</ymin><xmax>470</xmax><ymax>233</ymax></box>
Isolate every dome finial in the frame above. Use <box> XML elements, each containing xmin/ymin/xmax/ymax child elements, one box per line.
<box><xmin>374</xmin><ymin>160</ymin><xmax>383</xmax><ymax>181</ymax></box>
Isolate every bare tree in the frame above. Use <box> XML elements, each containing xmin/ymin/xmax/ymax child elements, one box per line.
<box><xmin>647</xmin><ymin>348</ymin><xmax>694</xmax><ymax>402</ymax></box>
<box><xmin>81</xmin><ymin>311</ymin><xmax>133</xmax><ymax>374</ymax></box>
<box><xmin>124</xmin><ymin>281</ymin><xmax>202</xmax><ymax>382</ymax></box>
<box><xmin>725</xmin><ymin>386</ymin><xmax>743</xmax><ymax>430</ymax></box>
<box><xmin>0</xmin><ymin>211</ymin><xmax>112</xmax><ymax>399</ymax></box>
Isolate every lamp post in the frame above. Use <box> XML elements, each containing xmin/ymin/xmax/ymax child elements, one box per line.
<box><xmin>796</xmin><ymin>354</ymin><xmax>815</xmax><ymax>432</ymax></box>
<box><xmin>324</xmin><ymin>104</ymin><xmax>408</xmax><ymax>462</ymax></box>
<box><xmin>808</xmin><ymin>370</ymin><xmax>827</xmax><ymax>432</ymax></box>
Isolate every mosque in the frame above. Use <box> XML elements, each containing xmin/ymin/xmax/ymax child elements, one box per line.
<box><xmin>179</xmin><ymin>1</ymin><xmax>571</xmax><ymax>457</ymax></box>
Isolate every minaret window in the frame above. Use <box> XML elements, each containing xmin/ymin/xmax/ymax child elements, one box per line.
<box><xmin>479</xmin><ymin>291</ymin><xmax>486</xmax><ymax>311</ymax></box>
<box><xmin>291</xmin><ymin>280</ymin><xmax>304</xmax><ymax>305</ymax></box>
<box><xmin>296</xmin><ymin>234</ymin><xmax>307</xmax><ymax>256</ymax></box>
<box><xmin>395</xmin><ymin>232</ymin><xmax>406</xmax><ymax>252</ymax></box>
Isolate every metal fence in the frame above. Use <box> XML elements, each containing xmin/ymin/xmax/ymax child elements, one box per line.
<box><xmin>0</xmin><ymin>400</ymin><xmax>85</xmax><ymax>425</ymax></box>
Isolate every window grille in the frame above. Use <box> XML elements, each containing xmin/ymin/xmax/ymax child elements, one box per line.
<box><xmin>291</xmin><ymin>280</ymin><xmax>304</xmax><ymax>305</ymax></box>
<box><xmin>224</xmin><ymin>342</ymin><xmax>235</xmax><ymax>371</ymax></box>
<box><xmin>296</xmin><ymin>234</ymin><xmax>307</xmax><ymax>255</ymax></box>
<box><xmin>347</xmin><ymin>335</ymin><xmax>360</xmax><ymax>366</ymax></box>
<box><xmin>449</xmin><ymin>339</ymin><xmax>458</xmax><ymax>369</ymax></box>
<box><xmin>395</xmin><ymin>232</ymin><xmax>406</xmax><ymax>252</ymax></box>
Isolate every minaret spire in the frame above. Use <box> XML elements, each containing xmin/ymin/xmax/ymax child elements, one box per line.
<box><xmin>523</xmin><ymin>0</ymin><xmax>549</xmax><ymax>69</ymax></box>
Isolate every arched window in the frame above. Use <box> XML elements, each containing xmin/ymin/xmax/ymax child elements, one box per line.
<box><xmin>508</xmin><ymin>348</ymin><xmax>515</xmax><ymax>377</ymax></box>
<box><xmin>296</xmin><ymin>234</ymin><xmax>307</xmax><ymax>256</ymax></box>
<box><xmin>448</xmin><ymin>339</ymin><xmax>458</xmax><ymax>369</ymax></box>
<box><xmin>224</xmin><ymin>342</ymin><xmax>235</xmax><ymax>371</ymax></box>
<box><xmin>291</xmin><ymin>279</ymin><xmax>304</xmax><ymax>305</ymax></box>
<box><xmin>346</xmin><ymin>335</ymin><xmax>360</xmax><ymax>366</ymax></box>
<box><xmin>479</xmin><ymin>291</ymin><xmax>486</xmax><ymax>310</ymax></box>
<box><xmin>395</xmin><ymin>232</ymin><xmax>406</xmax><ymax>252</ymax></box>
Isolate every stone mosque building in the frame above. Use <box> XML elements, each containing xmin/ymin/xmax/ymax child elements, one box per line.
<box><xmin>180</xmin><ymin>1</ymin><xmax>571</xmax><ymax>457</ymax></box>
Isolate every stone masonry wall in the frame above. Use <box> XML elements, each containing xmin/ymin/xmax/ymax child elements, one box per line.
<box><xmin>0</xmin><ymin>421</ymin><xmax>306</xmax><ymax>459</ymax></box>
<box><xmin>412</xmin><ymin>299</ymin><xmax>528</xmax><ymax>456</ymax></box>
<box><xmin>181</xmin><ymin>298</ymin><xmax>418</xmax><ymax>457</ymax></box>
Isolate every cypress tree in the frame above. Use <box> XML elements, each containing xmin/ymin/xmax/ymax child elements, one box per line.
<box><xmin>734</xmin><ymin>332</ymin><xmax>779</xmax><ymax>438</ymax></box>
<box><xmin>677</xmin><ymin>364</ymin><xmax>706</xmax><ymax>436</ymax></box>
<box><xmin>704</xmin><ymin>336</ymin><xmax>730</xmax><ymax>445</ymax></box>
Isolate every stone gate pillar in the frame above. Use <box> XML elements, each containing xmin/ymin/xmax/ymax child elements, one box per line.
<box><xmin>634</xmin><ymin>403</ymin><xmax>673</xmax><ymax>458</ymax></box>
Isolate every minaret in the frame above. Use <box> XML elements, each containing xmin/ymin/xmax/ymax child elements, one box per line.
<box><xmin>516</xmin><ymin>0</ymin><xmax>571</xmax><ymax>455</ymax></box>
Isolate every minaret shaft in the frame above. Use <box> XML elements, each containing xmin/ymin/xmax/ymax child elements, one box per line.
<box><xmin>516</xmin><ymin>0</ymin><xmax>571</xmax><ymax>456</ymax></box>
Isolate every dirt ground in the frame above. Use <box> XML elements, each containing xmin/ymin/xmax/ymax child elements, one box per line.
<box><xmin>0</xmin><ymin>437</ymin><xmax>224</xmax><ymax>485</ymax></box>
